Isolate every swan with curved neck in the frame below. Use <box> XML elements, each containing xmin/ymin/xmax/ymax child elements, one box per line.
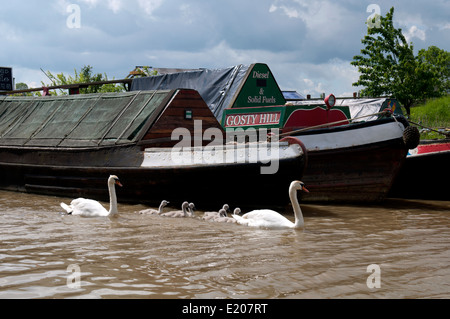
<box><xmin>213</xmin><ymin>208</ymin><xmax>240</xmax><ymax>223</ymax></box>
<box><xmin>187</xmin><ymin>202</ymin><xmax>196</xmax><ymax>217</ymax></box>
<box><xmin>161</xmin><ymin>201</ymin><xmax>191</xmax><ymax>218</ymax></box>
<box><xmin>232</xmin><ymin>181</ymin><xmax>308</xmax><ymax>229</ymax></box>
<box><xmin>60</xmin><ymin>175</ymin><xmax>123</xmax><ymax>217</ymax></box>
<box><xmin>202</xmin><ymin>204</ymin><xmax>230</xmax><ymax>221</ymax></box>
<box><xmin>139</xmin><ymin>200</ymin><xmax>169</xmax><ymax>215</ymax></box>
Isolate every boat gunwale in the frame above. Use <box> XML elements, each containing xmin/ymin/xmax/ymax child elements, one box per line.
<box><xmin>285</xmin><ymin>115</ymin><xmax>409</xmax><ymax>137</ymax></box>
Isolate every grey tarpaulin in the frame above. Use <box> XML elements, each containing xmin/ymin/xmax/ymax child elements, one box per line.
<box><xmin>336</xmin><ymin>98</ymin><xmax>404</xmax><ymax>121</ymax></box>
<box><xmin>288</xmin><ymin>97</ymin><xmax>404</xmax><ymax>121</ymax></box>
<box><xmin>130</xmin><ymin>65</ymin><xmax>250</xmax><ymax>121</ymax></box>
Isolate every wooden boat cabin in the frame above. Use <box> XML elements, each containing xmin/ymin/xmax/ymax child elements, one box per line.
<box><xmin>0</xmin><ymin>89</ymin><xmax>223</xmax><ymax>149</ymax></box>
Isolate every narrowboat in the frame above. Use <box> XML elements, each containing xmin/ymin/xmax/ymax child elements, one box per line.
<box><xmin>389</xmin><ymin>138</ymin><xmax>450</xmax><ymax>200</ymax></box>
<box><xmin>0</xmin><ymin>89</ymin><xmax>306</xmax><ymax>209</ymax></box>
<box><xmin>132</xmin><ymin>63</ymin><xmax>418</xmax><ymax>202</ymax></box>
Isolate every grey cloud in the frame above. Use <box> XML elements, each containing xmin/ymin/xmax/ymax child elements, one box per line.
<box><xmin>2</xmin><ymin>0</ymin><xmax>448</xmax><ymax>96</ymax></box>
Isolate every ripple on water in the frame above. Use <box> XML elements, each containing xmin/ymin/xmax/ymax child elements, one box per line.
<box><xmin>0</xmin><ymin>191</ymin><xmax>449</xmax><ymax>298</ymax></box>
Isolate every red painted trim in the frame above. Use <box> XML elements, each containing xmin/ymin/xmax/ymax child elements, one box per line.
<box><xmin>416</xmin><ymin>141</ymin><xmax>450</xmax><ymax>154</ymax></box>
<box><xmin>283</xmin><ymin>107</ymin><xmax>349</xmax><ymax>131</ymax></box>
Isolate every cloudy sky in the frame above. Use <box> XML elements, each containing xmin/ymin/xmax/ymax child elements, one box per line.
<box><xmin>1</xmin><ymin>0</ymin><xmax>449</xmax><ymax>97</ymax></box>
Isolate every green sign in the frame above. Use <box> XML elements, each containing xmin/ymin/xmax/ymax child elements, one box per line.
<box><xmin>232</xmin><ymin>64</ymin><xmax>286</xmax><ymax>108</ymax></box>
<box><xmin>222</xmin><ymin>106</ymin><xmax>286</xmax><ymax>130</ymax></box>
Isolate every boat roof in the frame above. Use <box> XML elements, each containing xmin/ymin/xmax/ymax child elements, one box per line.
<box><xmin>131</xmin><ymin>65</ymin><xmax>249</xmax><ymax>121</ymax></box>
<box><xmin>0</xmin><ymin>90</ymin><xmax>173</xmax><ymax>148</ymax></box>
<box><xmin>130</xmin><ymin>63</ymin><xmax>286</xmax><ymax>121</ymax></box>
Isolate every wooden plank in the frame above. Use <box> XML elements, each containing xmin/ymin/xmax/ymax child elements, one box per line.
<box><xmin>300</xmin><ymin>140</ymin><xmax>407</xmax><ymax>202</ymax></box>
<box><xmin>141</xmin><ymin>89</ymin><xmax>224</xmax><ymax>146</ymax></box>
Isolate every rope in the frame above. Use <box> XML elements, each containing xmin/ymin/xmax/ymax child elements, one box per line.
<box><xmin>407</xmin><ymin>120</ymin><xmax>450</xmax><ymax>137</ymax></box>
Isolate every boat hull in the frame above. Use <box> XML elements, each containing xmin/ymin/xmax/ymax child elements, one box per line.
<box><xmin>291</xmin><ymin>118</ymin><xmax>409</xmax><ymax>202</ymax></box>
<box><xmin>0</xmin><ymin>143</ymin><xmax>306</xmax><ymax>209</ymax></box>
<box><xmin>389</xmin><ymin>139</ymin><xmax>450</xmax><ymax>200</ymax></box>
<box><xmin>299</xmin><ymin>140</ymin><xmax>407</xmax><ymax>202</ymax></box>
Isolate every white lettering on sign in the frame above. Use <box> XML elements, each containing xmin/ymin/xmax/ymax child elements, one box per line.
<box><xmin>225</xmin><ymin>112</ymin><xmax>281</xmax><ymax>127</ymax></box>
<box><xmin>253</xmin><ymin>71</ymin><xmax>270</xmax><ymax>79</ymax></box>
<box><xmin>247</xmin><ymin>96</ymin><xmax>276</xmax><ymax>104</ymax></box>
<box><xmin>248</xmin><ymin>96</ymin><xmax>262</xmax><ymax>104</ymax></box>
<box><xmin>263</xmin><ymin>96</ymin><xmax>276</xmax><ymax>103</ymax></box>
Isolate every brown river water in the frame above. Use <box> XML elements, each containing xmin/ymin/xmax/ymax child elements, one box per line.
<box><xmin>0</xmin><ymin>189</ymin><xmax>449</xmax><ymax>299</ymax></box>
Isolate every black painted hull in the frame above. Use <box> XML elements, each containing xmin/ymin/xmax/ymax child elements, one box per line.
<box><xmin>0</xmin><ymin>144</ymin><xmax>306</xmax><ymax>209</ymax></box>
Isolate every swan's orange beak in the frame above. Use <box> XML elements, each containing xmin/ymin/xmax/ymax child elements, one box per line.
<box><xmin>302</xmin><ymin>186</ymin><xmax>309</xmax><ymax>193</ymax></box>
<box><xmin>116</xmin><ymin>180</ymin><xmax>123</xmax><ymax>187</ymax></box>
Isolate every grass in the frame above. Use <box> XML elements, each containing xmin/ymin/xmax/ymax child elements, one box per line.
<box><xmin>409</xmin><ymin>95</ymin><xmax>450</xmax><ymax>140</ymax></box>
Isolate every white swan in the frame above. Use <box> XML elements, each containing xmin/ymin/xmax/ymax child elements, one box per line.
<box><xmin>60</xmin><ymin>175</ymin><xmax>123</xmax><ymax>217</ymax></box>
<box><xmin>213</xmin><ymin>208</ymin><xmax>240</xmax><ymax>223</ymax></box>
<box><xmin>232</xmin><ymin>181</ymin><xmax>308</xmax><ymax>229</ymax></box>
<box><xmin>160</xmin><ymin>201</ymin><xmax>191</xmax><ymax>218</ymax></box>
<box><xmin>187</xmin><ymin>202</ymin><xmax>196</xmax><ymax>217</ymax></box>
<box><xmin>139</xmin><ymin>200</ymin><xmax>169</xmax><ymax>215</ymax></box>
<box><xmin>202</xmin><ymin>204</ymin><xmax>230</xmax><ymax>221</ymax></box>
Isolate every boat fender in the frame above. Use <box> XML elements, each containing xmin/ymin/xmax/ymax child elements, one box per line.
<box><xmin>402</xmin><ymin>126</ymin><xmax>420</xmax><ymax>150</ymax></box>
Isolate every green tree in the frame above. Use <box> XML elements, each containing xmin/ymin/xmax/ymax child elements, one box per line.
<box><xmin>417</xmin><ymin>46</ymin><xmax>450</xmax><ymax>95</ymax></box>
<box><xmin>12</xmin><ymin>82</ymin><xmax>34</xmax><ymax>96</ymax></box>
<box><xmin>126</xmin><ymin>66</ymin><xmax>158</xmax><ymax>78</ymax></box>
<box><xmin>15</xmin><ymin>82</ymin><xmax>28</xmax><ymax>90</ymax></box>
<box><xmin>42</xmin><ymin>65</ymin><xmax>125</xmax><ymax>95</ymax></box>
<box><xmin>351</xmin><ymin>7</ymin><xmax>448</xmax><ymax>115</ymax></box>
